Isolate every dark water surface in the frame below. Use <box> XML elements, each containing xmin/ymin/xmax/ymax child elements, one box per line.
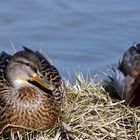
<box><xmin>0</xmin><ymin>0</ymin><xmax>140</xmax><ymax>80</ymax></box>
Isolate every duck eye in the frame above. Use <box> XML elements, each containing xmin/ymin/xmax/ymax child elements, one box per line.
<box><xmin>25</xmin><ymin>63</ymin><xmax>30</xmax><ymax>66</ymax></box>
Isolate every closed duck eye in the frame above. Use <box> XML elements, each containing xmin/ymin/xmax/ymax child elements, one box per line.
<box><xmin>25</xmin><ymin>63</ymin><xmax>30</xmax><ymax>66</ymax></box>
<box><xmin>24</xmin><ymin>62</ymin><xmax>37</xmax><ymax>73</ymax></box>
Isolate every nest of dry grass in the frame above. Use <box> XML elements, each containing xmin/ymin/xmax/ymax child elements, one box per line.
<box><xmin>36</xmin><ymin>73</ymin><xmax>140</xmax><ymax>140</ymax></box>
<box><xmin>2</xmin><ymin>73</ymin><xmax>140</xmax><ymax>140</ymax></box>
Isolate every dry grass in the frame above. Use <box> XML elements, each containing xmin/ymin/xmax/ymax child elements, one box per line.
<box><xmin>2</xmin><ymin>73</ymin><xmax>140</xmax><ymax>140</ymax></box>
<box><xmin>35</xmin><ymin>73</ymin><xmax>140</xmax><ymax>140</ymax></box>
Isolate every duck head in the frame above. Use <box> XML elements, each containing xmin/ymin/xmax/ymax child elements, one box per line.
<box><xmin>5</xmin><ymin>50</ymin><xmax>54</xmax><ymax>91</ymax></box>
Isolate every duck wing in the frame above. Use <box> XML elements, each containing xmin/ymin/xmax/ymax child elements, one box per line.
<box><xmin>113</xmin><ymin>69</ymin><xmax>135</xmax><ymax>104</ymax></box>
<box><xmin>0</xmin><ymin>51</ymin><xmax>12</xmax><ymax>110</ymax></box>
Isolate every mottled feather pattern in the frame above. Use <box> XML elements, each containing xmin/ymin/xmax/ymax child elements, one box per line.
<box><xmin>0</xmin><ymin>87</ymin><xmax>59</xmax><ymax>133</ymax></box>
<box><xmin>0</xmin><ymin>52</ymin><xmax>12</xmax><ymax>109</ymax></box>
<box><xmin>0</xmin><ymin>47</ymin><xmax>64</xmax><ymax>136</ymax></box>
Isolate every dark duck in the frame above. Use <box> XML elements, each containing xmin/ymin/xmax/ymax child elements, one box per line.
<box><xmin>0</xmin><ymin>47</ymin><xmax>64</xmax><ymax>137</ymax></box>
<box><xmin>113</xmin><ymin>43</ymin><xmax>140</xmax><ymax>106</ymax></box>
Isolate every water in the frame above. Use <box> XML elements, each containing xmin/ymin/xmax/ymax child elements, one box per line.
<box><xmin>0</xmin><ymin>0</ymin><xmax>140</xmax><ymax>80</ymax></box>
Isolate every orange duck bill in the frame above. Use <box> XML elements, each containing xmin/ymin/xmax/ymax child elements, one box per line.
<box><xmin>31</xmin><ymin>74</ymin><xmax>55</xmax><ymax>91</ymax></box>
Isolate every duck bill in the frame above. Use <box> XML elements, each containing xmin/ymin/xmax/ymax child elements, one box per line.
<box><xmin>31</xmin><ymin>76</ymin><xmax>55</xmax><ymax>91</ymax></box>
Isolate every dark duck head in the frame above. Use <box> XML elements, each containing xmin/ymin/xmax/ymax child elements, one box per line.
<box><xmin>0</xmin><ymin>47</ymin><xmax>64</xmax><ymax>136</ymax></box>
<box><xmin>112</xmin><ymin>43</ymin><xmax>140</xmax><ymax>106</ymax></box>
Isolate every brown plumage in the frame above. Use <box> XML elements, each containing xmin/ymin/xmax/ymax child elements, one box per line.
<box><xmin>0</xmin><ymin>47</ymin><xmax>64</xmax><ymax>136</ymax></box>
<box><xmin>113</xmin><ymin>43</ymin><xmax>140</xmax><ymax>106</ymax></box>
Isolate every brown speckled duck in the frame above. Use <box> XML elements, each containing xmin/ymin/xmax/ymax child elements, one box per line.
<box><xmin>0</xmin><ymin>47</ymin><xmax>64</xmax><ymax>136</ymax></box>
<box><xmin>113</xmin><ymin>43</ymin><xmax>140</xmax><ymax>106</ymax></box>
